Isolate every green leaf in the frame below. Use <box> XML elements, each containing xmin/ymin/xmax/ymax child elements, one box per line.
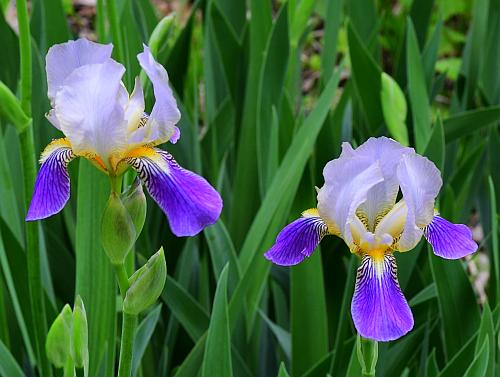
<box><xmin>347</xmin><ymin>22</ymin><xmax>383</xmax><ymax>132</ymax></box>
<box><xmin>278</xmin><ymin>362</ymin><xmax>291</xmax><ymax>377</ymax></box>
<box><xmin>424</xmin><ymin>115</ymin><xmax>445</xmax><ymax>172</ymax></box>
<box><xmin>202</xmin><ymin>265</ymin><xmax>232</xmax><ymax>377</ymax></box>
<box><xmin>463</xmin><ymin>338</ymin><xmax>489</xmax><ymax>377</ymax></box>
<box><xmin>443</xmin><ymin>106</ymin><xmax>500</xmax><ymax>141</ymax></box>
<box><xmin>260</xmin><ymin>311</ymin><xmax>291</xmax><ymax>359</ymax></box>
<box><xmin>488</xmin><ymin>176</ymin><xmax>500</xmax><ymax>304</ymax></box>
<box><xmin>406</xmin><ymin>18</ymin><xmax>432</xmax><ymax>153</ymax></box>
<box><xmin>75</xmin><ymin>160</ymin><xmax>116</xmax><ymax>377</ymax></box>
<box><xmin>409</xmin><ymin>283</ymin><xmax>436</xmax><ymax>307</ymax></box>
<box><xmin>162</xmin><ymin>275</ymin><xmax>210</xmax><ymax>341</ymax></box>
<box><xmin>0</xmin><ymin>82</ymin><xmax>30</xmax><ymax>133</ymax></box>
<box><xmin>380</xmin><ymin>73</ymin><xmax>409</xmax><ymax>146</ymax></box>
<box><xmin>474</xmin><ymin>303</ymin><xmax>495</xmax><ymax>377</ymax></box>
<box><xmin>132</xmin><ymin>305</ymin><xmax>162</xmax><ymax>377</ymax></box>
<box><xmin>429</xmin><ymin>247</ymin><xmax>480</xmax><ymax>358</ymax></box>
<box><xmin>0</xmin><ymin>339</ymin><xmax>25</xmax><ymax>377</ymax></box>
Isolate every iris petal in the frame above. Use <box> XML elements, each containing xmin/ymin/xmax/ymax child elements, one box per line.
<box><xmin>397</xmin><ymin>154</ymin><xmax>442</xmax><ymax>251</ymax></box>
<box><xmin>46</xmin><ymin>39</ymin><xmax>113</xmax><ymax>104</ymax></box>
<box><xmin>26</xmin><ymin>139</ymin><xmax>75</xmax><ymax>221</ymax></box>
<box><xmin>264</xmin><ymin>209</ymin><xmax>328</xmax><ymax>266</ymax></box>
<box><xmin>54</xmin><ymin>59</ymin><xmax>127</xmax><ymax>159</ymax></box>
<box><xmin>424</xmin><ymin>215</ymin><xmax>478</xmax><ymax>259</ymax></box>
<box><xmin>125</xmin><ymin>147</ymin><xmax>222</xmax><ymax>236</ymax></box>
<box><xmin>351</xmin><ymin>254</ymin><xmax>413</xmax><ymax>341</ymax></box>
<box><xmin>132</xmin><ymin>45</ymin><xmax>181</xmax><ymax>146</ymax></box>
<box><xmin>318</xmin><ymin>157</ymin><xmax>383</xmax><ymax>247</ymax></box>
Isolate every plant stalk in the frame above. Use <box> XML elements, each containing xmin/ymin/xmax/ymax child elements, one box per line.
<box><xmin>16</xmin><ymin>0</ymin><xmax>51</xmax><ymax>375</ymax></box>
<box><xmin>117</xmin><ymin>312</ymin><xmax>138</xmax><ymax>377</ymax></box>
<box><xmin>114</xmin><ymin>263</ymin><xmax>130</xmax><ymax>299</ymax></box>
<box><xmin>106</xmin><ymin>0</ymin><xmax>124</xmax><ymax>63</ymax></box>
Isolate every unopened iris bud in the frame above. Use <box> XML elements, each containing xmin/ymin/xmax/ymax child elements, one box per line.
<box><xmin>101</xmin><ymin>192</ymin><xmax>137</xmax><ymax>264</ymax></box>
<box><xmin>123</xmin><ymin>248</ymin><xmax>167</xmax><ymax>315</ymax></box>
<box><xmin>72</xmin><ymin>295</ymin><xmax>89</xmax><ymax>374</ymax></box>
<box><xmin>46</xmin><ymin>304</ymin><xmax>73</xmax><ymax>368</ymax></box>
<box><xmin>121</xmin><ymin>178</ymin><xmax>147</xmax><ymax>238</ymax></box>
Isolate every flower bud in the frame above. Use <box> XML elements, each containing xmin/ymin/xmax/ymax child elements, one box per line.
<box><xmin>121</xmin><ymin>178</ymin><xmax>147</xmax><ymax>238</ymax></box>
<box><xmin>101</xmin><ymin>192</ymin><xmax>136</xmax><ymax>264</ymax></box>
<box><xmin>46</xmin><ymin>304</ymin><xmax>73</xmax><ymax>368</ymax></box>
<box><xmin>123</xmin><ymin>248</ymin><xmax>167</xmax><ymax>315</ymax></box>
<box><xmin>72</xmin><ymin>295</ymin><xmax>89</xmax><ymax>374</ymax></box>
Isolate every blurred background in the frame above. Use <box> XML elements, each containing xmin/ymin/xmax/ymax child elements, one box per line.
<box><xmin>0</xmin><ymin>0</ymin><xmax>499</xmax><ymax>376</ymax></box>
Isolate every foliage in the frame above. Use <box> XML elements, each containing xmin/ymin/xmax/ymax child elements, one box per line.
<box><xmin>0</xmin><ymin>0</ymin><xmax>499</xmax><ymax>376</ymax></box>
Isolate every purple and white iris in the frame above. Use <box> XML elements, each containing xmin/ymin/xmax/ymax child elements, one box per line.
<box><xmin>26</xmin><ymin>38</ymin><xmax>222</xmax><ymax>236</ymax></box>
<box><xmin>265</xmin><ymin>137</ymin><xmax>477</xmax><ymax>341</ymax></box>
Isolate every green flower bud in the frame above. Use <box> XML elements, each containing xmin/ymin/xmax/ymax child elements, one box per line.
<box><xmin>101</xmin><ymin>192</ymin><xmax>136</xmax><ymax>264</ymax></box>
<box><xmin>72</xmin><ymin>296</ymin><xmax>89</xmax><ymax>375</ymax></box>
<box><xmin>121</xmin><ymin>178</ymin><xmax>147</xmax><ymax>238</ymax></box>
<box><xmin>123</xmin><ymin>248</ymin><xmax>167</xmax><ymax>315</ymax></box>
<box><xmin>46</xmin><ymin>304</ymin><xmax>73</xmax><ymax>368</ymax></box>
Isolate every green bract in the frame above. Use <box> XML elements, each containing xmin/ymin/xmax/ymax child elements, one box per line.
<box><xmin>121</xmin><ymin>178</ymin><xmax>147</xmax><ymax>239</ymax></box>
<box><xmin>101</xmin><ymin>192</ymin><xmax>137</xmax><ymax>265</ymax></box>
<box><xmin>123</xmin><ymin>248</ymin><xmax>167</xmax><ymax>315</ymax></box>
<box><xmin>46</xmin><ymin>304</ymin><xmax>73</xmax><ymax>368</ymax></box>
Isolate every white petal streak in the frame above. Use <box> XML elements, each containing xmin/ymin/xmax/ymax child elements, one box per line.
<box><xmin>318</xmin><ymin>157</ymin><xmax>384</xmax><ymax>247</ymax></box>
<box><xmin>397</xmin><ymin>154</ymin><xmax>442</xmax><ymax>251</ymax></box>
<box><xmin>54</xmin><ymin>60</ymin><xmax>127</xmax><ymax>160</ymax></box>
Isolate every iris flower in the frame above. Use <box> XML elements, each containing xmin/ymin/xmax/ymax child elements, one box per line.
<box><xmin>26</xmin><ymin>39</ymin><xmax>222</xmax><ymax>236</ymax></box>
<box><xmin>265</xmin><ymin>137</ymin><xmax>477</xmax><ymax>341</ymax></box>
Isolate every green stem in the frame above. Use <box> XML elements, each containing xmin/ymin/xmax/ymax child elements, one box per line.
<box><xmin>356</xmin><ymin>335</ymin><xmax>378</xmax><ymax>377</ymax></box>
<box><xmin>114</xmin><ymin>263</ymin><xmax>130</xmax><ymax>299</ymax></box>
<box><xmin>63</xmin><ymin>359</ymin><xmax>75</xmax><ymax>377</ymax></box>
<box><xmin>16</xmin><ymin>0</ymin><xmax>51</xmax><ymax>375</ymax></box>
<box><xmin>107</xmin><ymin>0</ymin><xmax>124</xmax><ymax>63</ymax></box>
<box><xmin>117</xmin><ymin>313</ymin><xmax>138</xmax><ymax>377</ymax></box>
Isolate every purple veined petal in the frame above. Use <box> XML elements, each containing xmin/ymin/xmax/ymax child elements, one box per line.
<box><xmin>424</xmin><ymin>215</ymin><xmax>478</xmax><ymax>259</ymax></box>
<box><xmin>46</xmin><ymin>38</ymin><xmax>113</xmax><ymax>104</ymax></box>
<box><xmin>135</xmin><ymin>45</ymin><xmax>181</xmax><ymax>146</ymax></box>
<box><xmin>125</xmin><ymin>147</ymin><xmax>222</xmax><ymax>236</ymax></box>
<box><xmin>351</xmin><ymin>254</ymin><xmax>414</xmax><ymax>342</ymax></box>
<box><xmin>26</xmin><ymin>139</ymin><xmax>76</xmax><ymax>221</ymax></box>
<box><xmin>264</xmin><ymin>209</ymin><xmax>328</xmax><ymax>266</ymax></box>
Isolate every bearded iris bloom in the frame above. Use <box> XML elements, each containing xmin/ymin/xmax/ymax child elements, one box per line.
<box><xmin>265</xmin><ymin>137</ymin><xmax>477</xmax><ymax>341</ymax></box>
<box><xmin>26</xmin><ymin>39</ymin><xmax>222</xmax><ymax>236</ymax></box>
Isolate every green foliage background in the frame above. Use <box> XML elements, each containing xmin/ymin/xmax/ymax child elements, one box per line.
<box><xmin>0</xmin><ymin>0</ymin><xmax>499</xmax><ymax>376</ymax></box>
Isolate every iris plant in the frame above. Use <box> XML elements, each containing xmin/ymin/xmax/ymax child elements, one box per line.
<box><xmin>265</xmin><ymin>137</ymin><xmax>477</xmax><ymax>341</ymax></box>
<box><xmin>26</xmin><ymin>38</ymin><xmax>222</xmax><ymax>236</ymax></box>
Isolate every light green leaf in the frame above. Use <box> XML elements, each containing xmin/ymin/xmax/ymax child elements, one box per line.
<box><xmin>380</xmin><ymin>72</ymin><xmax>409</xmax><ymax>146</ymax></box>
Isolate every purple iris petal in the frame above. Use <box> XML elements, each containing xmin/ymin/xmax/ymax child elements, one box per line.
<box><xmin>264</xmin><ymin>214</ymin><xmax>328</xmax><ymax>266</ymax></box>
<box><xmin>424</xmin><ymin>216</ymin><xmax>478</xmax><ymax>259</ymax></box>
<box><xmin>26</xmin><ymin>141</ymin><xmax>75</xmax><ymax>221</ymax></box>
<box><xmin>126</xmin><ymin>148</ymin><xmax>222</xmax><ymax>236</ymax></box>
<box><xmin>351</xmin><ymin>254</ymin><xmax>413</xmax><ymax>341</ymax></box>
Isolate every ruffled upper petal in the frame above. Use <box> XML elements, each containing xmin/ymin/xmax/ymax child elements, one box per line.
<box><xmin>46</xmin><ymin>39</ymin><xmax>113</xmax><ymax>105</ymax></box>
<box><xmin>132</xmin><ymin>45</ymin><xmax>181</xmax><ymax>146</ymax></box>
<box><xmin>53</xmin><ymin>59</ymin><xmax>127</xmax><ymax>160</ymax></box>
<box><xmin>26</xmin><ymin>139</ymin><xmax>76</xmax><ymax>221</ymax></box>
<box><xmin>125</xmin><ymin>147</ymin><xmax>222</xmax><ymax>236</ymax></box>
<box><xmin>396</xmin><ymin>154</ymin><xmax>442</xmax><ymax>251</ymax></box>
<box><xmin>317</xmin><ymin>156</ymin><xmax>384</xmax><ymax>248</ymax></box>
<box><xmin>354</xmin><ymin>137</ymin><xmax>414</xmax><ymax>230</ymax></box>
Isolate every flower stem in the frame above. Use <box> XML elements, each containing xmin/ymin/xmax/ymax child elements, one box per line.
<box><xmin>117</xmin><ymin>312</ymin><xmax>138</xmax><ymax>377</ymax></box>
<box><xmin>114</xmin><ymin>263</ymin><xmax>130</xmax><ymax>298</ymax></box>
<box><xmin>63</xmin><ymin>359</ymin><xmax>75</xmax><ymax>377</ymax></box>
<box><xmin>356</xmin><ymin>335</ymin><xmax>378</xmax><ymax>377</ymax></box>
<box><xmin>16</xmin><ymin>0</ymin><xmax>51</xmax><ymax>375</ymax></box>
